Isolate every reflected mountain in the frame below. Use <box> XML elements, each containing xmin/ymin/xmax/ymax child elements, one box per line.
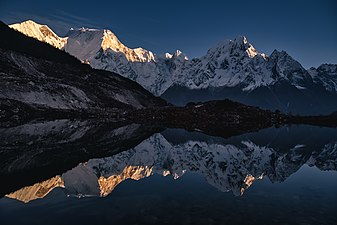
<box><xmin>4</xmin><ymin>125</ymin><xmax>337</xmax><ymax>203</ymax></box>
<box><xmin>0</xmin><ymin>119</ymin><xmax>162</xmax><ymax>196</ymax></box>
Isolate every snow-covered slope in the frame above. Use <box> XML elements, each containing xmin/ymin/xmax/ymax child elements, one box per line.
<box><xmin>308</xmin><ymin>64</ymin><xmax>337</xmax><ymax>92</ymax></box>
<box><xmin>65</xmin><ymin>28</ymin><xmax>156</xmax><ymax>63</ymax></box>
<box><xmin>64</xmin><ymin>27</ymin><xmax>175</xmax><ymax>95</ymax></box>
<box><xmin>268</xmin><ymin>50</ymin><xmax>314</xmax><ymax>89</ymax></box>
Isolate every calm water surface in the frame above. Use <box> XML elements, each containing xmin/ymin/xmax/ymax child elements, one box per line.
<box><xmin>0</xmin><ymin>124</ymin><xmax>336</xmax><ymax>225</ymax></box>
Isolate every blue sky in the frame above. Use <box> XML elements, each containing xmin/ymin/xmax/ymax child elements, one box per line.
<box><xmin>0</xmin><ymin>0</ymin><xmax>336</xmax><ymax>68</ymax></box>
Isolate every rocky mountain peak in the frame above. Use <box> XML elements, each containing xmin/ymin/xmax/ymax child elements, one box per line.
<box><xmin>172</xmin><ymin>50</ymin><xmax>188</xmax><ymax>61</ymax></box>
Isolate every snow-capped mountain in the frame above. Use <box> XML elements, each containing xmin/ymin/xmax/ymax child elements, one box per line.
<box><xmin>6</xmin><ymin>131</ymin><xmax>337</xmax><ymax>203</ymax></box>
<box><xmin>9</xmin><ymin>20</ymin><xmax>337</xmax><ymax>114</ymax></box>
<box><xmin>9</xmin><ymin>20</ymin><xmax>67</xmax><ymax>49</ymax></box>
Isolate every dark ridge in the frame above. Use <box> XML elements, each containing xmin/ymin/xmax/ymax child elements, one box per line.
<box><xmin>0</xmin><ymin>21</ymin><xmax>81</xmax><ymax>65</ymax></box>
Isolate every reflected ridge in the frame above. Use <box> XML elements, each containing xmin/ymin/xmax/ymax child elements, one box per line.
<box><xmin>5</xmin><ymin>128</ymin><xmax>337</xmax><ymax>203</ymax></box>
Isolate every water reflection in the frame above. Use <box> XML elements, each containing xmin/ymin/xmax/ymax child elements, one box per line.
<box><xmin>0</xmin><ymin>120</ymin><xmax>161</xmax><ymax>196</ymax></box>
<box><xmin>3</xmin><ymin>125</ymin><xmax>337</xmax><ymax>204</ymax></box>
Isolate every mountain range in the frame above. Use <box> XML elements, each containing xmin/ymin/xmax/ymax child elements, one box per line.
<box><xmin>8</xmin><ymin>20</ymin><xmax>337</xmax><ymax>115</ymax></box>
<box><xmin>0</xmin><ymin>21</ymin><xmax>166</xmax><ymax>119</ymax></box>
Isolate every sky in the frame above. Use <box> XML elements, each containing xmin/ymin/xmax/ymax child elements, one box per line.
<box><xmin>0</xmin><ymin>0</ymin><xmax>336</xmax><ymax>68</ymax></box>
